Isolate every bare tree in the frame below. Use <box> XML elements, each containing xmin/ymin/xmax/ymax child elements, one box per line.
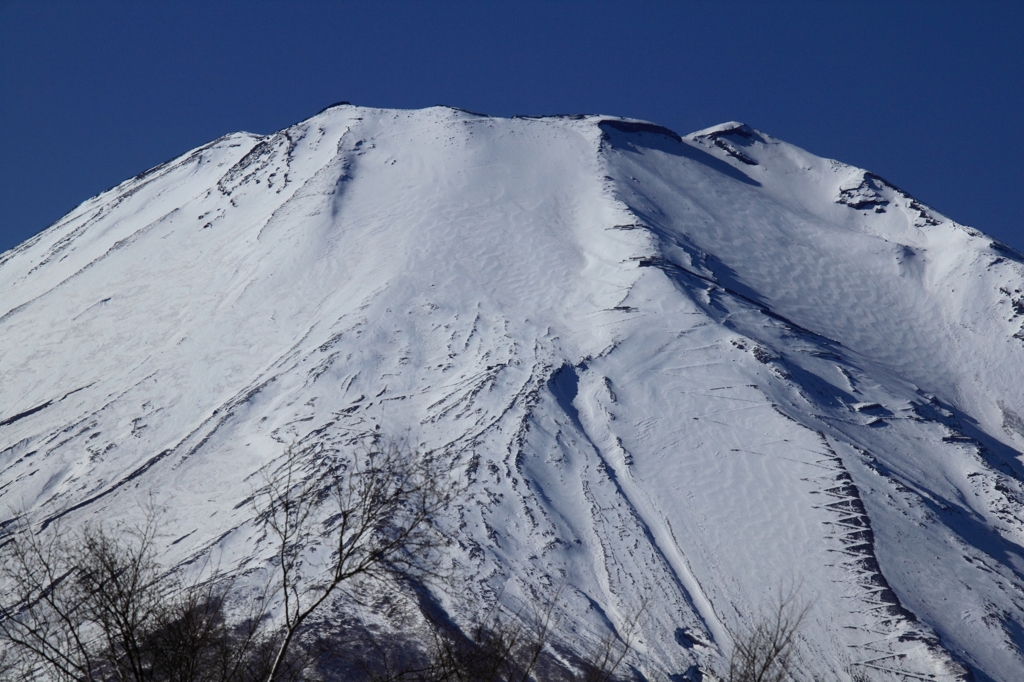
<box><xmin>0</xmin><ymin>438</ymin><xmax>458</xmax><ymax>682</ymax></box>
<box><xmin>256</xmin><ymin>440</ymin><xmax>459</xmax><ymax>682</ymax></box>
<box><xmin>0</xmin><ymin>514</ymin><xmax>103</xmax><ymax>681</ymax></box>
<box><xmin>409</xmin><ymin>591</ymin><xmax>642</xmax><ymax>682</ymax></box>
<box><xmin>0</xmin><ymin>436</ymin><xmax>649</xmax><ymax>682</ymax></box>
<box><xmin>0</xmin><ymin>512</ymin><xmax>187</xmax><ymax>681</ymax></box>
<box><xmin>578</xmin><ymin>603</ymin><xmax>644</xmax><ymax>682</ymax></box>
<box><xmin>0</xmin><ymin>512</ymin><xmax>278</xmax><ymax>682</ymax></box>
<box><xmin>725</xmin><ymin>590</ymin><xmax>809</xmax><ymax>682</ymax></box>
<box><xmin>252</xmin><ymin>438</ymin><xmax>645</xmax><ymax>682</ymax></box>
<box><xmin>422</xmin><ymin>599</ymin><xmax>557</xmax><ymax>682</ymax></box>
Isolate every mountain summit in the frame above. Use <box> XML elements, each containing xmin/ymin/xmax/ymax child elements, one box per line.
<box><xmin>3</xmin><ymin>105</ymin><xmax>1024</xmax><ymax>680</ymax></box>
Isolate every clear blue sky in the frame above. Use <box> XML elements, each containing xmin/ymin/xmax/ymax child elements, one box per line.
<box><xmin>2</xmin><ymin>1</ymin><xmax>1022</xmax><ymax>254</ymax></box>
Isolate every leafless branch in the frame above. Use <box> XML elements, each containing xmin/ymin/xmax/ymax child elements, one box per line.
<box><xmin>257</xmin><ymin>439</ymin><xmax>461</xmax><ymax>682</ymax></box>
<box><xmin>725</xmin><ymin>588</ymin><xmax>809</xmax><ymax>682</ymax></box>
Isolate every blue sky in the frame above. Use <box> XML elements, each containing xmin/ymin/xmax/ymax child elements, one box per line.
<box><xmin>2</xmin><ymin>1</ymin><xmax>1022</xmax><ymax>253</ymax></box>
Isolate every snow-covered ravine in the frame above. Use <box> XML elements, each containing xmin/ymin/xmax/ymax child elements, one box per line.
<box><xmin>3</xmin><ymin>104</ymin><xmax>1024</xmax><ymax>680</ymax></box>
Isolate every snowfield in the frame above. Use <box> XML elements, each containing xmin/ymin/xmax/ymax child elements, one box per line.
<box><xmin>3</xmin><ymin>104</ymin><xmax>1024</xmax><ymax>680</ymax></box>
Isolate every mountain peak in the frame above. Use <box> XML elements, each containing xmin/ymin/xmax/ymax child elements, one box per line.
<box><xmin>689</xmin><ymin>120</ymin><xmax>756</xmax><ymax>138</ymax></box>
<box><xmin>1</xmin><ymin>105</ymin><xmax>1021</xmax><ymax>680</ymax></box>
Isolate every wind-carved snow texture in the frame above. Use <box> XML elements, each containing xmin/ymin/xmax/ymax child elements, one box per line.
<box><xmin>2</xmin><ymin>105</ymin><xmax>1024</xmax><ymax>680</ymax></box>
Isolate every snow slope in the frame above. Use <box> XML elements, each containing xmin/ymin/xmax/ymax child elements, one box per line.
<box><xmin>3</xmin><ymin>105</ymin><xmax>1024</xmax><ymax>680</ymax></box>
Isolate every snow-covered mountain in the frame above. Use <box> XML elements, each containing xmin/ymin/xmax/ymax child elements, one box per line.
<box><xmin>3</xmin><ymin>104</ymin><xmax>1024</xmax><ymax>681</ymax></box>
